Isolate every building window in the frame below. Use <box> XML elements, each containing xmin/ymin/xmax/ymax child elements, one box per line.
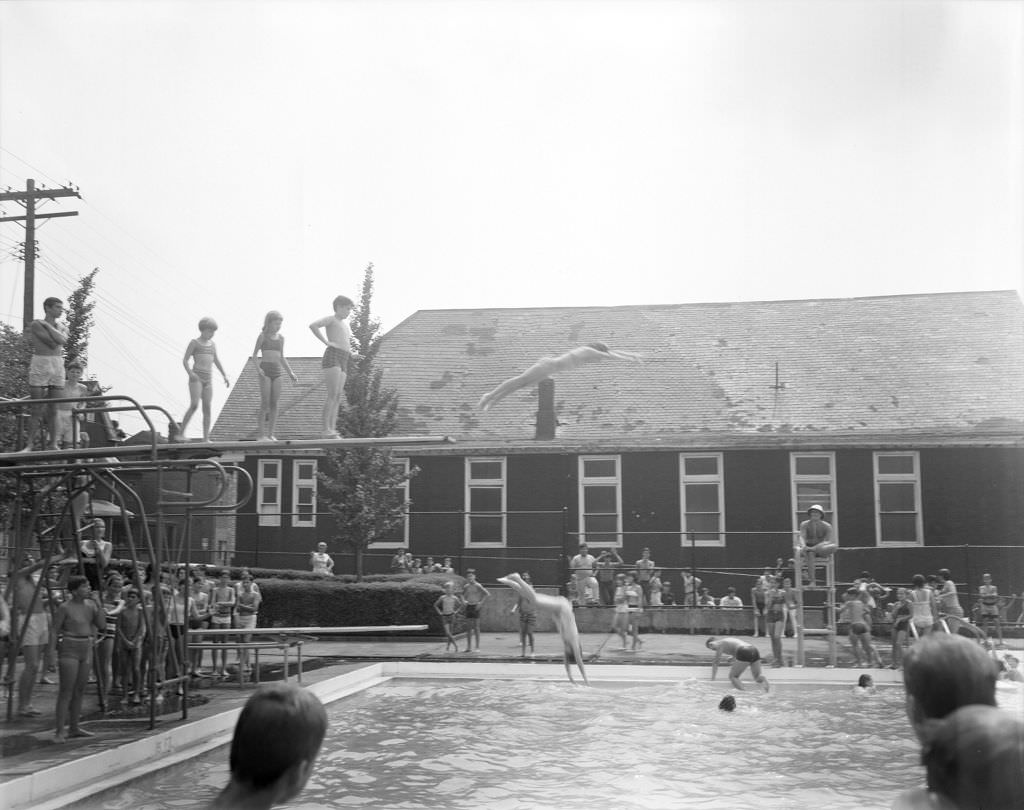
<box><xmin>257</xmin><ymin>459</ymin><xmax>281</xmax><ymax>527</ymax></box>
<box><xmin>465</xmin><ymin>457</ymin><xmax>506</xmax><ymax>546</ymax></box>
<box><xmin>292</xmin><ymin>460</ymin><xmax>317</xmax><ymax>528</ymax></box>
<box><xmin>790</xmin><ymin>452</ymin><xmax>837</xmax><ymax>541</ymax></box>
<box><xmin>680</xmin><ymin>453</ymin><xmax>725</xmax><ymax>546</ymax></box>
<box><xmin>372</xmin><ymin>458</ymin><xmax>411</xmax><ymax>548</ymax></box>
<box><xmin>874</xmin><ymin>452</ymin><xmax>923</xmax><ymax>545</ymax></box>
<box><xmin>578</xmin><ymin>455</ymin><xmax>621</xmax><ymax>547</ymax></box>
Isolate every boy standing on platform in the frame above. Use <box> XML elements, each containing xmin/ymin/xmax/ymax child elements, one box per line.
<box><xmin>309</xmin><ymin>296</ymin><xmax>359</xmax><ymax>438</ymax></box>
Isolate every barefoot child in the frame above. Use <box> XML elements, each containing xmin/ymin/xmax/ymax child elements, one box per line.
<box><xmin>55</xmin><ymin>360</ymin><xmax>90</xmax><ymax>448</ymax></box>
<box><xmin>511</xmin><ymin>571</ymin><xmax>536</xmax><ymax>657</ymax></box>
<box><xmin>706</xmin><ymin>636</ymin><xmax>770</xmax><ymax>692</ymax></box>
<box><xmin>433</xmin><ymin>581</ymin><xmax>464</xmax><ymax>653</ymax></box>
<box><xmin>250</xmin><ymin>311</ymin><xmax>298</xmax><ymax>441</ymax></box>
<box><xmin>461</xmin><ymin>570</ymin><xmax>489</xmax><ymax>652</ymax></box>
<box><xmin>177</xmin><ymin>317</ymin><xmax>230</xmax><ymax>442</ymax></box>
<box><xmin>53</xmin><ymin>575</ymin><xmax>105</xmax><ymax>742</ymax></box>
<box><xmin>478</xmin><ymin>343</ymin><xmax>642</xmax><ymax>411</ymax></box>
<box><xmin>116</xmin><ymin>589</ymin><xmax>146</xmax><ymax>703</ymax></box>
<box><xmin>309</xmin><ymin>296</ymin><xmax>358</xmax><ymax>438</ymax></box>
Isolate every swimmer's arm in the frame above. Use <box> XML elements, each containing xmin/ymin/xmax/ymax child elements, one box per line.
<box><xmin>91</xmin><ymin>597</ymin><xmax>106</xmax><ymax>632</ymax></box>
<box><xmin>308</xmin><ymin>316</ymin><xmax>333</xmax><ymax>346</ymax></box>
<box><xmin>182</xmin><ymin>340</ymin><xmax>200</xmax><ymax>377</ymax></box>
<box><xmin>605</xmin><ymin>349</ymin><xmax>643</xmax><ymax>362</ymax></box>
<box><xmin>477</xmin><ymin>584</ymin><xmax>491</xmax><ymax>602</ymax></box>
<box><xmin>250</xmin><ymin>335</ymin><xmax>265</xmax><ymax>371</ymax></box>
<box><xmin>31</xmin><ymin>318</ymin><xmax>66</xmax><ymax>348</ymax></box>
<box><xmin>211</xmin><ymin>344</ymin><xmax>230</xmax><ymax>385</ymax></box>
<box><xmin>710</xmin><ymin>648</ymin><xmax>722</xmax><ymax>680</ymax></box>
<box><xmin>279</xmin><ymin>339</ymin><xmax>298</xmax><ymax>381</ymax></box>
<box><xmin>433</xmin><ymin>595</ymin><xmax>446</xmax><ymax>615</ymax></box>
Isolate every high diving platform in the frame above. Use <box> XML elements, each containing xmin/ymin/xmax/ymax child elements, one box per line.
<box><xmin>1</xmin><ymin>392</ymin><xmax>456</xmax><ymax>728</ymax></box>
<box><xmin>0</xmin><ymin>434</ymin><xmax>456</xmax><ymax>468</ymax></box>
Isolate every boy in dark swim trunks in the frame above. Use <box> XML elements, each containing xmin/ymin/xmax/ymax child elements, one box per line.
<box><xmin>461</xmin><ymin>569</ymin><xmax>489</xmax><ymax>652</ymax></box>
<box><xmin>309</xmin><ymin>296</ymin><xmax>359</xmax><ymax>438</ymax></box>
<box><xmin>706</xmin><ymin>636</ymin><xmax>770</xmax><ymax>691</ymax></box>
<box><xmin>53</xmin><ymin>575</ymin><xmax>105</xmax><ymax>743</ymax></box>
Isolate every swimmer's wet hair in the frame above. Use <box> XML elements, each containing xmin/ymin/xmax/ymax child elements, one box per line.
<box><xmin>229</xmin><ymin>683</ymin><xmax>327</xmax><ymax>789</ymax></box>
<box><xmin>858</xmin><ymin>674</ymin><xmax>873</xmax><ymax>688</ymax></box>
<box><xmin>198</xmin><ymin>316</ymin><xmax>218</xmax><ymax>331</ymax></box>
<box><xmin>718</xmin><ymin>695</ymin><xmax>736</xmax><ymax>712</ymax></box>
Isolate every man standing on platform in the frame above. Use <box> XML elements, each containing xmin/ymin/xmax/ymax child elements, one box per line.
<box><xmin>22</xmin><ymin>296</ymin><xmax>68</xmax><ymax>452</ymax></box>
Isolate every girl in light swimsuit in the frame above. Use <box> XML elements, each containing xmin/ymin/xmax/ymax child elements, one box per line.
<box><xmin>177</xmin><ymin>317</ymin><xmax>230</xmax><ymax>442</ymax></box>
<box><xmin>478</xmin><ymin>343</ymin><xmax>642</xmax><ymax>411</ymax></box>
<box><xmin>251</xmin><ymin>310</ymin><xmax>298</xmax><ymax>441</ymax></box>
<box><xmin>909</xmin><ymin>574</ymin><xmax>937</xmax><ymax>638</ymax></box>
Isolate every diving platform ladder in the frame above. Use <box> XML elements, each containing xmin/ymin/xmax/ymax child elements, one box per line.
<box><xmin>793</xmin><ymin>547</ymin><xmax>838</xmax><ymax>667</ymax></box>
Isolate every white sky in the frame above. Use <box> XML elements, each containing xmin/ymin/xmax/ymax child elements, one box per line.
<box><xmin>1</xmin><ymin>0</ymin><xmax>1022</xmax><ymax>436</ymax></box>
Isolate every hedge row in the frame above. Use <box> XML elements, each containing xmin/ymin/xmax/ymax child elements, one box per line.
<box><xmin>256</xmin><ymin>575</ymin><xmax>466</xmax><ymax>633</ymax></box>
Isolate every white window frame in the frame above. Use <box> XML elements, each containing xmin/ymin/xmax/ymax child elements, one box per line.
<box><xmin>578</xmin><ymin>455</ymin><xmax>622</xmax><ymax>548</ymax></box>
<box><xmin>679</xmin><ymin>453</ymin><xmax>725</xmax><ymax>547</ymax></box>
<box><xmin>464</xmin><ymin>457</ymin><xmax>507</xmax><ymax>548</ymax></box>
<box><xmin>292</xmin><ymin>459</ymin><xmax>318</xmax><ymax>528</ymax></box>
<box><xmin>874</xmin><ymin>451</ymin><xmax>924</xmax><ymax>546</ymax></box>
<box><xmin>257</xmin><ymin>459</ymin><xmax>281</xmax><ymax>527</ymax></box>
<box><xmin>370</xmin><ymin>458</ymin><xmax>411</xmax><ymax>548</ymax></box>
<box><xmin>790</xmin><ymin>452</ymin><xmax>838</xmax><ymax>543</ymax></box>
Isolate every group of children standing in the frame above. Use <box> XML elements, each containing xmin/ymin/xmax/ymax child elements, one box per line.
<box><xmin>432</xmin><ymin>570</ymin><xmax>490</xmax><ymax>654</ymax></box>
<box><xmin>174</xmin><ymin>295</ymin><xmax>357</xmax><ymax>443</ymax></box>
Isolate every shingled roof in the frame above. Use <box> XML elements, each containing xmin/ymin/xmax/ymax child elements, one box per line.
<box><xmin>213</xmin><ymin>291</ymin><xmax>1024</xmax><ymax>450</ymax></box>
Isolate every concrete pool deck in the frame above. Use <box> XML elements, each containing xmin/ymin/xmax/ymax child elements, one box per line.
<box><xmin>2</xmin><ymin>631</ymin><xmax>1021</xmax><ymax>809</ymax></box>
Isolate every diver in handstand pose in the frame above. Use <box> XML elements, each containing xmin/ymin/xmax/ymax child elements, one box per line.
<box><xmin>478</xmin><ymin>343</ymin><xmax>642</xmax><ymax>411</ymax></box>
<box><xmin>498</xmin><ymin>573</ymin><xmax>589</xmax><ymax>685</ymax></box>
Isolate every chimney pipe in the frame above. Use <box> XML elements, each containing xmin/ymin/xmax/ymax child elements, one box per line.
<box><xmin>535</xmin><ymin>378</ymin><xmax>556</xmax><ymax>440</ymax></box>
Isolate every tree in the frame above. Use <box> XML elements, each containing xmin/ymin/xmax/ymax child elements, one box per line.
<box><xmin>317</xmin><ymin>264</ymin><xmax>418</xmax><ymax>580</ymax></box>
<box><xmin>0</xmin><ymin>323</ymin><xmax>33</xmax><ymax>529</ymax></box>
<box><xmin>64</xmin><ymin>267</ymin><xmax>99</xmax><ymax>367</ymax></box>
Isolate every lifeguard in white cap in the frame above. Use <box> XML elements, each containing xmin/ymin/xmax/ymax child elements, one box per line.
<box><xmin>796</xmin><ymin>505</ymin><xmax>837</xmax><ymax>586</ymax></box>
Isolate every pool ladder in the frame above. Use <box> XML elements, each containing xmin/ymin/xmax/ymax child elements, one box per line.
<box><xmin>793</xmin><ymin>550</ymin><xmax>838</xmax><ymax>667</ymax></box>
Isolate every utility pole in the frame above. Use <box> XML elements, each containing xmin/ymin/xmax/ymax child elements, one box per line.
<box><xmin>0</xmin><ymin>178</ymin><xmax>81</xmax><ymax>328</ymax></box>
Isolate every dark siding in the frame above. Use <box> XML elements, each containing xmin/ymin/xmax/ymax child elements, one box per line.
<box><xmin>621</xmin><ymin>452</ymin><xmax>680</xmax><ymax>565</ymax></box>
<box><xmin>836</xmin><ymin>450</ymin><xmax>876</xmax><ymax>547</ymax></box>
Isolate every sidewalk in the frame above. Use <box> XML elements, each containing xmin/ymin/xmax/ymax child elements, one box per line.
<box><xmin>3</xmin><ymin>631</ymin><xmax>1021</xmax><ymax>801</ymax></box>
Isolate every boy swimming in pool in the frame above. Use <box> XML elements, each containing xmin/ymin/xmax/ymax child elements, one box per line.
<box><xmin>706</xmin><ymin>637</ymin><xmax>770</xmax><ymax>692</ymax></box>
<box><xmin>478</xmin><ymin>343</ymin><xmax>642</xmax><ymax>411</ymax></box>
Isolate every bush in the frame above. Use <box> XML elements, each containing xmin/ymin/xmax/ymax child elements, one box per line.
<box><xmin>256</xmin><ymin>576</ymin><xmax>466</xmax><ymax>633</ymax></box>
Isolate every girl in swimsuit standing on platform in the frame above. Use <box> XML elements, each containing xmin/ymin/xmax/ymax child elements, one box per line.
<box><xmin>177</xmin><ymin>317</ymin><xmax>230</xmax><ymax>442</ymax></box>
<box><xmin>251</xmin><ymin>311</ymin><xmax>298</xmax><ymax>441</ymax></box>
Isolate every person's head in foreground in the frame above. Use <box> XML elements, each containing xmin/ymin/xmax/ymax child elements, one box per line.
<box><xmin>902</xmin><ymin>633</ymin><xmax>997</xmax><ymax>742</ymax></box>
<box><xmin>718</xmin><ymin>695</ymin><xmax>736</xmax><ymax>712</ymax></box>
<box><xmin>209</xmin><ymin>683</ymin><xmax>328</xmax><ymax>809</ymax></box>
<box><xmin>893</xmin><ymin>705</ymin><xmax>1024</xmax><ymax>810</ymax></box>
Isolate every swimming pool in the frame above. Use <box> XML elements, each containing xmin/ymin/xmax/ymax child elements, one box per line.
<box><xmin>61</xmin><ymin>667</ymin><xmax>919</xmax><ymax>810</ymax></box>
<box><xmin>28</xmin><ymin>664</ymin><xmax>1024</xmax><ymax>810</ymax></box>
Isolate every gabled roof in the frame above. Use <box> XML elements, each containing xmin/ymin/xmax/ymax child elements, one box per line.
<box><xmin>214</xmin><ymin>291</ymin><xmax>1024</xmax><ymax>450</ymax></box>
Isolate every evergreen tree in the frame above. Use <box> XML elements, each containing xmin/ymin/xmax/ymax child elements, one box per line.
<box><xmin>318</xmin><ymin>264</ymin><xmax>418</xmax><ymax>579</ymax></box>
<box><xmin>0</xmin><ymin>323</ymin><xmax>33</xmax><ymax>528</ymax></box>
<box><xmin>64</xmin><ymin>267</ymin><xmax>99</xmax><ymax>366</ymax></box>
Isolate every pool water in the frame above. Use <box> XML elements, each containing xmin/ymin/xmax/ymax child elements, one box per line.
<box><xmin>72</xmin><ymin>677</ymin><xmax>928</xmax><ymax>810</ymax></box>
